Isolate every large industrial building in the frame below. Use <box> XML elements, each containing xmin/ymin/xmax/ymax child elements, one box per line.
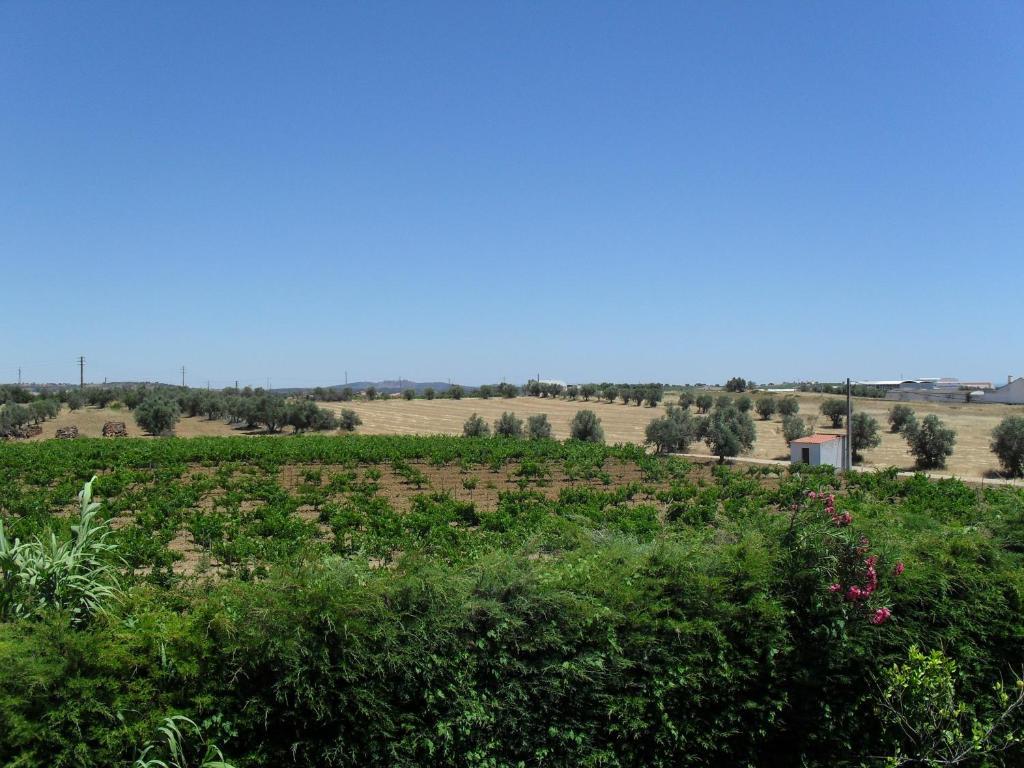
<box><xmin>876</xmin><ymin>376</ymin><xmax>1023</xmax><ymax>405</ymax></box>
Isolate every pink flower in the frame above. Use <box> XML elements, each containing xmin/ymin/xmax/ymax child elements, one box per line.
<box><xmin>828</xmin><ymin>583</ymin><xmax>842</xmax><ymax>593</ymax></box>
<box><xmin>808</xmin><ymin>491</ymin><xmax>818</xmax><ymax>500</ymax></box>
<box><xmin>847</xmin><ymin>586</ymin><xmax>865</xmax><ymax>601</ymax></box>
<box><xmin>834</xmin><ymin>512</ymin><xmax>852</xmax><ymax>526</ymax></box>
<box><xmin>893</xmin><ymin>562</ymin><xmax>905</xmax><ymax>577</ymax></box>
<box><xmin>870</xmin><ymin>607</ymin><xmax>892</xmax><ymax>625</ymax></box>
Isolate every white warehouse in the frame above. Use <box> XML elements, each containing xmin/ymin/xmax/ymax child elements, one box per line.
<box><xmin>791</xmin><ymin>434</ymin><xmax>846</xmax><ymax>468</ymax></box>
<box><xmin>982</xmin><ymin>377</ymin><xmax>1024</xmax><ymax>405</ymax></box>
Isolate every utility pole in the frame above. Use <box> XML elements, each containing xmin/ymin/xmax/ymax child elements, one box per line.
<box><xmin>181</xmin><ymin>366</ymin><xmax>186</xmax><ymax>388</ymax></box>
<box><xmin>344</xmin><ymin>370</ymin><xmax>348</xmax><ymax>385</ymax></box>
<box><xmin>78</xmin><ymin>356</ymin><xmax>85</xmax><ymax>390</ymax></box>
<box><xmin>17</xmin><ymin>367</ymin><xmax>21</xmax><ymax>386</ymax></box>
<box><xmin>206</xmin><ymin>380</ymin><xmax>210</xmax><ymax>391</ymax></box>
<box><xmin>235</xmin><ymin>380</ymin><xmax>239</xmax><ymax>390</ymax></box>
<box><xmin>845</xmin><ymin>377</ymin><xmax>853</xmax><ymax>472</ymax></box>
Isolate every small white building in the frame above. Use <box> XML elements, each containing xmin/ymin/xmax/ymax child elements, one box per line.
<box><xmin>791</xmin><ymin>434</ymin><xmax>846</xmax><ymax>468</ymax></box>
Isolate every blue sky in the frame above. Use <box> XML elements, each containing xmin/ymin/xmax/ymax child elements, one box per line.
<box><xmin>2</xmin><ymin>2</ymin><xmax>1022</xmax><ymax>387</ymax></box>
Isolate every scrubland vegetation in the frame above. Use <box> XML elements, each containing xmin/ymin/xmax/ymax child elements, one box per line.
<box><xmin>1</xmin><ymin>432</ymin><xmax>1024</xmax><ymax>765</ymax></box>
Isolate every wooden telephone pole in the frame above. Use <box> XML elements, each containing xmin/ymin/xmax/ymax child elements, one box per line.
<box><xmin>845</xmin><ymin>378</ymin><xmax>853</xmax><ymax>471</ymax></box>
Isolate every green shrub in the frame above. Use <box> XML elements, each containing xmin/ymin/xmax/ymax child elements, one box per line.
<box><xmin>0</xmin><ymin>477</ymin><xmax>119</xmax><ymax>624</ymax></box>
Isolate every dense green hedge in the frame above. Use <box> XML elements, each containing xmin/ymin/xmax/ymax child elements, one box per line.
<box><xmin>1</xmin><ymin>437</ymin><xmax>1023</xmax><ymax>766</ymax></box>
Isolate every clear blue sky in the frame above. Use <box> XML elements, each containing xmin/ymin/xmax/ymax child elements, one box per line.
<box><xmin>2</xmin><ymin>2</ymin><xmax>1022</xmax><ymax>388</ymax></box>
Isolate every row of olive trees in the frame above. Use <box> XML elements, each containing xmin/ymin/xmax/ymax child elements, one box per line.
<box><xmin>0</xmin><ymin>397</ymin><xmax>61</xmax><ymax>437</ymax></box>
<box><xmin>462</xmin><ymin>410</ymin><xmax>603</xmax><ymax>442</ymax></box>
<box><xmin>645</xmin><ymin>400</ymin><xmax>758</xmax><ymax>461</ymax></box>
<box><xmin>133</xmin><ymin>390</ymin><xmax>361</xmax><ymax>437</ymax></box>
<box><xmin>521</xmin><ymin>381</ymin><xmax>666</xmax><ymax>407</ymax></box>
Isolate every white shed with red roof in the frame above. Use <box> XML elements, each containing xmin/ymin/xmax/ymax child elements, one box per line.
<box><xmin>791</xmin><ymin>433</ymin><xmax>845</xmax><ymax>468</ymax></box>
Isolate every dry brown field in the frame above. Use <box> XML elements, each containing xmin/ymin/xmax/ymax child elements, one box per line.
<box><xmin>20</xmin><ymin>392</ymin><xmax>1023</xmax><ymax>483</ymax></box>
<box><xmin>321</xmin><ymin>392</ymin><xmax>1023</xmax><ymax>482</ymax></box>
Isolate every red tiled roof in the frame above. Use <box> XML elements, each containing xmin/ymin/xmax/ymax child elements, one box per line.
<box><xmin>792</xmin><ymin>434</ymin><xmax>842</xmax><ymax>444</ymax></box>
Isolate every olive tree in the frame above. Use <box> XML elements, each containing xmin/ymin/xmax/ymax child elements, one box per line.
<box><xmin>463</xmin><ymin>413</ymin><xmax>490</xmax><ymax>437</ymax></box>
<box><xmin>695</xmin><ymin>394</ymin><xmax>713</xmax><ymax>414</ymax></box>
<box><xmin>991</xmin><ymin>416</ymin><xmax>1024</xmax><ymax>477</ymax></box>
<box><xmin>134</xmin><ymin>395</ymin><xmax>181</xmax><ymax>436</ymax></box>
<box><xmin>850</xmin><ymin>412</ymin><xmax>881</xmax><ymax>463</ymax></box>
<box><xmin>724</xmin><ymin>377</ymin><xmax>747</xmax><ymax>392</ymax></box>
<box><xmin>888</xmin><ymin>404</ymin><xmax>917</xmax><ymax>434</ymax></box>
<box><xmin>0</xmin><ymin>403</ymin><xmax>32</xmax><ymax>437</ymax></box>
<box><xmin>424</xmin><ymin>387</ymin><xmax>435</xmax><ymax>400</ymax></box>
<box><xmin>579</xmin><ymin>384</ymin><xmax>596</xmax><ymax>401</ymax></box>
<box><xmin>569</xmin><ymin>409</ymin><xmax>604</xmax><ymax>443</ymax></box>
<box><xmin>644</xmin><ymin>385</ymin><xmax>664</xmax><ymax>408</ymax></box>
<box><xmin>494</xmin><ymin>411</ymin><xmax>524</xmax><ymax>438</ymax></box>
<box><xmin>253</xmin><ymin>394</ymin><xmax>288</xmax><ymax>433</ymax></box>
<box><xmin>904</xmin><ymin>414</ymin><xmax>956</xmax><ymax>469</ymax></box>
<box><xmin>735</xmin><ymin>395</ymin><xmax>753</xmax><ymax>413</ymax></box>
<box><xmin>402</xmin><ymin>388</ymin><xmax>415</xmax><ymax>401</ymax></box>
<box><xmin>338</xmin><ymin>409</ymin><xmax>362</xmax><ymax>432</ymax></box>
<box><xmin>676</xmin><ymin>391</ymin><xmax>694</xmax><ymax>410</ymax></box>
<box><xmin>449</xmin><ymin>385</ymin><xmax>464</xmax><ymax>400</ymax></box>
<box><xmin>701</xmin><ymin>404</ymin><xmax>756</xmax><ymax>461</ymax></box>
<box><xmin>644</xmin><ymin>406</ymin><xmax>699</xmax><ymax>454</ymax></box>
<box><xmin>821</xmin><ymin>399</ymin><xmax>846</xmax><ymax>428</ymax></box>
<box><xmin>778</xmin><ymin>396</ymin><xmax>800</xmax><ymax>417</ymax></box>
<box><xmin>755</xmin><ymin>397</ymin><xmax>777</xmax><ymax>421</ymax></box>
<box><xmin>527</xmin><ymin>414</ymin><xmax>552</xmax><ymax>439</ymax></box>
<box><xmin>782</xmin><ymin>413</ymin><xmax>808</xmax><ymax>445</ymax></box>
